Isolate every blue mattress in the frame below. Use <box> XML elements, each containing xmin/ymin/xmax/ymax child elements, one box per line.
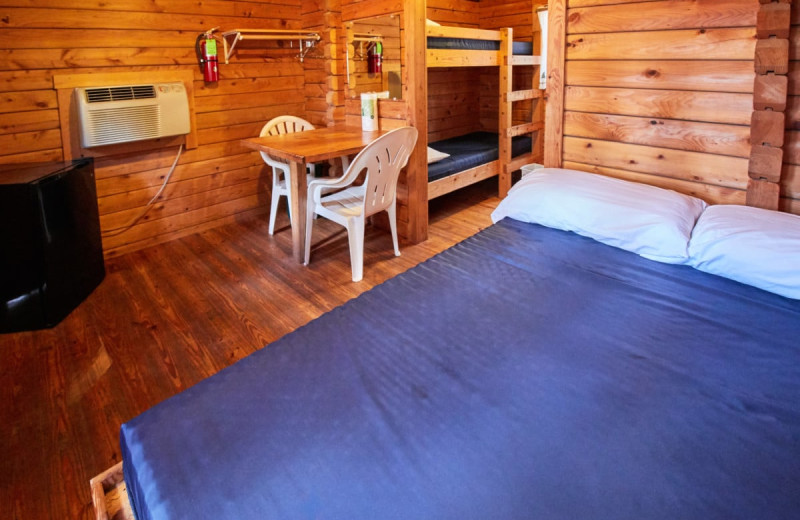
<box><xmin>427</xmin><ymin>37</ymin><xmax>533</xmax><ymax>55</ymax></box>
<box><xmin>121</xmin><ymin>219</ymin><xmax>800</xmax><ymax>520</ymax></box>
<box><xmin>428</xmin><ymin>131</ymin><xmax>532</xmax><ymax>181</ymax></box>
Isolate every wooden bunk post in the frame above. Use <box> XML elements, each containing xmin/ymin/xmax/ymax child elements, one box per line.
<box><xmin>403</xmin><ymin>0</ymin><xmax>428</xmax><ymax>243</ymax></box>
<box><xmin>499</xmin><ymin>28</ymin><xmax>513</xmax><ymax>198</ymax></box>
<box><xmin>543</xmin><ymin>0</ymin><xmax>566</xmax><ymax>168</ymax></box>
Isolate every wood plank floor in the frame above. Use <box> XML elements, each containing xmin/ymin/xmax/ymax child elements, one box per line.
<box><xmin>0</xmin><ymin>180</ymin><xmax>500</xmax><ymax>520</ymax></box>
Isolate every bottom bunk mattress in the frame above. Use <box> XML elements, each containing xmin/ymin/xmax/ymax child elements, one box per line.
<box><xmin>120</xmin><ymin>219</ymin><xmax>800</xmax><ymax>520</ymax></box>
<box><xmin>427</xmin><ymin>131</ymin><xmax>532</xmax><ymax>181</ymax></box>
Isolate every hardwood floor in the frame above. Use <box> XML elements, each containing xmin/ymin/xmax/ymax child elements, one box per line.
<box><xmin>0</xmin><ymin>181</ymin><xmax>500</xmax><ymax>520</ymax></box>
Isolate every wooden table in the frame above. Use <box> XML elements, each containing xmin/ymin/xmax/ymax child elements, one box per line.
<box><xmin>242</xmin><ymin>125</ymin><xmax>386</xmax><ymax>263</ymax></box>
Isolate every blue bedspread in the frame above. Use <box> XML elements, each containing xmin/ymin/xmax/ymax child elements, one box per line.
<box><xmin>121</xmin><ymin>219</ymin><xmax>800</xmax><ymax>520</ymax></box>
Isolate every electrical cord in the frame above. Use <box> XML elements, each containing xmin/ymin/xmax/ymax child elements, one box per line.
<box><xmin>102</xmin><ymin>143</ymin><xmax>184</xmax><ymax>238</ymax></box>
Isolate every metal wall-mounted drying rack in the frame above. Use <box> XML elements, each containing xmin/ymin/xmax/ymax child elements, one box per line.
<box><xmin>220</xmin><ymin>29</ymin><xmax>321</xmax><ymax>63</ymax></box>
<box><xmin>350</xmin><ymin>33</ymin><xmax>383</xmax><ymax>60</ymax></box>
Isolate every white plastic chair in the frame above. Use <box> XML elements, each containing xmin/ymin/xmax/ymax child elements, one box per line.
<box><xmin>304</xmin><ymin>126</ymin><xmax>419</xmax><ymax>282</ymax></box>
<box><xmin>259</xmin><ymin>116</ymin><xmax>315</xmax><ymax>235</ymax></box>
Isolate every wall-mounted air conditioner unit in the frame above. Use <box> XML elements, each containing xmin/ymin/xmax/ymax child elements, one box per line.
<box><xmin>75</xmin><ymin>83</ymin><xmax>191</xmax><ymax>148</ymax></box>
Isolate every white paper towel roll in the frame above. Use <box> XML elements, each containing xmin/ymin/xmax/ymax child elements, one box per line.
<box><xmin>361</xmin><ymin>92</ymin><xmax>379</xmax><ymax>131</ymax></box>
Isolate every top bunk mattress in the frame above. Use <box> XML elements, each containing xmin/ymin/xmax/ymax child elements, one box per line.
<box><xmin>120</xmin><ymin>218</ymin><xmax>800</xmax><ymax>520</ymax></box>
<box><xmin>427</xmin><ymin>37</ymin><xmax>533</xmax><ymax>55</ymax></box>
<box><xmin>427</xmin><ymin>131</ymin><xmax>531</xmax><ymax>181</ymax></box>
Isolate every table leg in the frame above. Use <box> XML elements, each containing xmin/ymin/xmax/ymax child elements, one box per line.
<box><xmin>287</xmin><ymin>160</ymin><xmax>307</xmax><ymax>264</ymax></box>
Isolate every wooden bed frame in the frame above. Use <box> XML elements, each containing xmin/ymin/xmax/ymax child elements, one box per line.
<box><xmin>425</xmin><ymin>24</ymin><xmax>542</xmax><ymax>200</ymax></box>
<box><xmin>90</xmin><ymin>462</ymin><xmax>134</xmax><ymax>520</ymax></box>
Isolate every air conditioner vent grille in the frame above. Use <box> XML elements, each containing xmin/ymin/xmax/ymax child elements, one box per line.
<box><xmin>87</xmin><ymin>106</ymin><xmax>161</xmax><ymax>146</ymax></box>
<box><xmin>85</xmin><ymin>85</ymin><xmax>156</xmax><ymax>103</ymax></box>
<box><xmin>75</xmin><ymin>82</ymin><xmax>190</xmax><ymax>147</ymax></box>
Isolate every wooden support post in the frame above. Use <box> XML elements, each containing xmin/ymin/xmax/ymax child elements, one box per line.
<box><xmin>498</xmin><ymin>28</ymin><xmax>513</xmax><ymax>198</ymax></box>
<box><xmin>543</xmin><ymin>0</ymin><xmax>566</xmax><ymax>168</ymax></box>
<box><xmin>403</xmin><ymin>0</ymin><xmax>428</xmax><ymax>243</ymax></box>
<box><xmin>747</xmin><ymin>0</ymin><xmax>791</xmax><ymax>210</ymax></box>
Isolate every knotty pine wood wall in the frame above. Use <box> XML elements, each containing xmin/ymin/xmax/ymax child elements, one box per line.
<box><xmin>554</xmin><ymin>0</ymin><xmax>758</xmax><ymax>206</ymax></box>
<box><xmin>1</xmin><ymin>1</ymin><xmax>305</xmax><ymax>257</ymax></box>
<box><xmin>426</xmin><ymin>0</ymin><xmax>482</xmax><ymax>143</ymax></box>
<box><xmin>303</xmin><ymin>0</ymin><xmax>344</xmax><ymax>128</ymax></box>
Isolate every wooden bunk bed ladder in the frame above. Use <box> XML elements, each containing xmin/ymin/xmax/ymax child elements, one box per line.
<box><xmin>499</xmin><ymin>27</ymin><xmax>543</xmax><ymax>198</ymax></box>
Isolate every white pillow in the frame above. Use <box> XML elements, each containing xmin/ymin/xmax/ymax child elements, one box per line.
<box><xmin>427</xmin><ymin>146</ymin><xmax>450</xmax><ymax>164</ymax></box>
<box><xmin>688</xmin><ymin>204</ymin><xmax>800</xmax><ymax>299</ymax></box>
<box><xmin>491</xmin><ymin>168</ymin><xmax>707</xmax><ymax>263</ymax></box>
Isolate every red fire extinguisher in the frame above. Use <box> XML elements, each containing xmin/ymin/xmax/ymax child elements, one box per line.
<box><xmin>367</xmin><ymin>42</ymin><xmax>382</xmax><ymax>75</ymax></box>
<box><xmin>196</xmin><ymin>29</ymin><xmax>219</xmax><ymax>83</ymax></box>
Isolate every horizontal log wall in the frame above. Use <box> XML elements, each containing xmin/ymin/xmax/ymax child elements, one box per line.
<box><xmin>559</xmin><ymin>0</ymin><xmax>758</xmax><ymax>206</ymax></box>
<box><xmin>783</xmin><ymin>7</ymin><xmax>800</xmax><ymax>214</ymax></box>
<box><xmin>0</xmin><ymin>1</ymin><xmax>304</xmax><ymax>257</ymax></box>
<box><xmin>426</xmin><ymin>0</ymin><xmax>481</xmax><ymax>143</ymax></box>
<box><xmin>303</xmin><ymin>0</ymin><xmax>346</xmax><ymax>128</ymax></box>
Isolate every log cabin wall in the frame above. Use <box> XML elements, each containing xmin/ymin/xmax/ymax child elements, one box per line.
<box><xmin>303</xmin><ymin>0</ymin><xmax>346</xmax><ymax>128</ymax></box>
<box><xmin>550</xmin><ymin>0</ymin><xmax>759</xmax><ymax>206</ymax></box>
<box><xmin>0</xmin><ymin>1</ymin><xmax>306</xmax><ymax>257</ymax></box>
<box><xmin>426</xmin><ymin>0</ymin><xmax>483</xmax><ymax>143</ymax></box>
<box><xmin>783</xmin><ymin>8</ymin><xmax>800</xmax><ymax>214</ymax></box>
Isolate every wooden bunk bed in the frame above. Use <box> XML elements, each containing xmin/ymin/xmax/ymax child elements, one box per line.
<box><xmin>425</xmin><ymin>24</ymin><xmax>543</xmax><ymax>200</ymax></box>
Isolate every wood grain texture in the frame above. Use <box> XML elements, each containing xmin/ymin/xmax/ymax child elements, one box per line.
<box><xmin>0</xmin><ymin>0</ymin><xmax>307</xmax><ymax>255</ymax></box>
<box><xmin>403</xmin><ymin>0</ymin><xmax>429</xmax><ymax>243</ymax></box>
<box><xmin>544</xmin><ymin>0</ymin><xmax>567</xmax><ymax>167</ymax></box>
<box><xmin>564</xmin><ymin>112</ymin><xmax>751</xmax><ymax>158</ymax></box>
<box><xmin>567</xmin><ymin>28</ymin><xmax>756</xmax><ymax>61</ymax></box>
<box><xmin>747</xmin><ymin>0</ymin><xmax>792</xmax><ymax>210</ymax></box>
<box><xmin>562</xmin><ymin>160</ymin><xmax>747</xmax><ymax>205</ymax></box>
<box><xmin>0</xmin><ymin>178</ymin><xmax>502</xmax><ymax>520</ymax></box>
<box><xmin>564</xmin><ymin>87</ymin><xmax>754</xmax><ymax>125</ymax></box>
<box><xmin>747</xmin><ymin>177</ymin><xmax>781</xmax><ymax>210</ymax></box>
<box><xmin>563</xmin><ymin>136</ymin><xmax>749</xmax><ymax>190</ymax></box>
<box><xmin>552</xmin><ymin>0</ymin><xmax>777</xmax><ymax>211</ymax></box>
<box><xmin>565</xmin><ymin>0</ymin><xmax>757</xmax><ymax>34</ymax></box>
<box><xmin>566</xmin><ymin>60</ymin><xmax>754</xmax><ymax>93</ymax></box>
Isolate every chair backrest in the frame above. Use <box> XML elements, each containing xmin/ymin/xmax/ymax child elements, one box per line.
<box><xmin>259</xmin><ymin>116</ymin><xmax>314</xmax><ymax>167</ymax></box>
<box><xmin>260</xmin><ymin>116</ymin><xmax>315</xmax><ymax>137</ymax></box>
<box><xmin>345</xmin><ymin>126</ymin><xmax>418</xmax><ymax>218</ymax></box>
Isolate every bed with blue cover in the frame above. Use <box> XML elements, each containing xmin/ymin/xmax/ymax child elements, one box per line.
<box><xmin>120</xmin><ymin>187</ymin><xmax>800</xmax><ymax>519</ymax></box>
